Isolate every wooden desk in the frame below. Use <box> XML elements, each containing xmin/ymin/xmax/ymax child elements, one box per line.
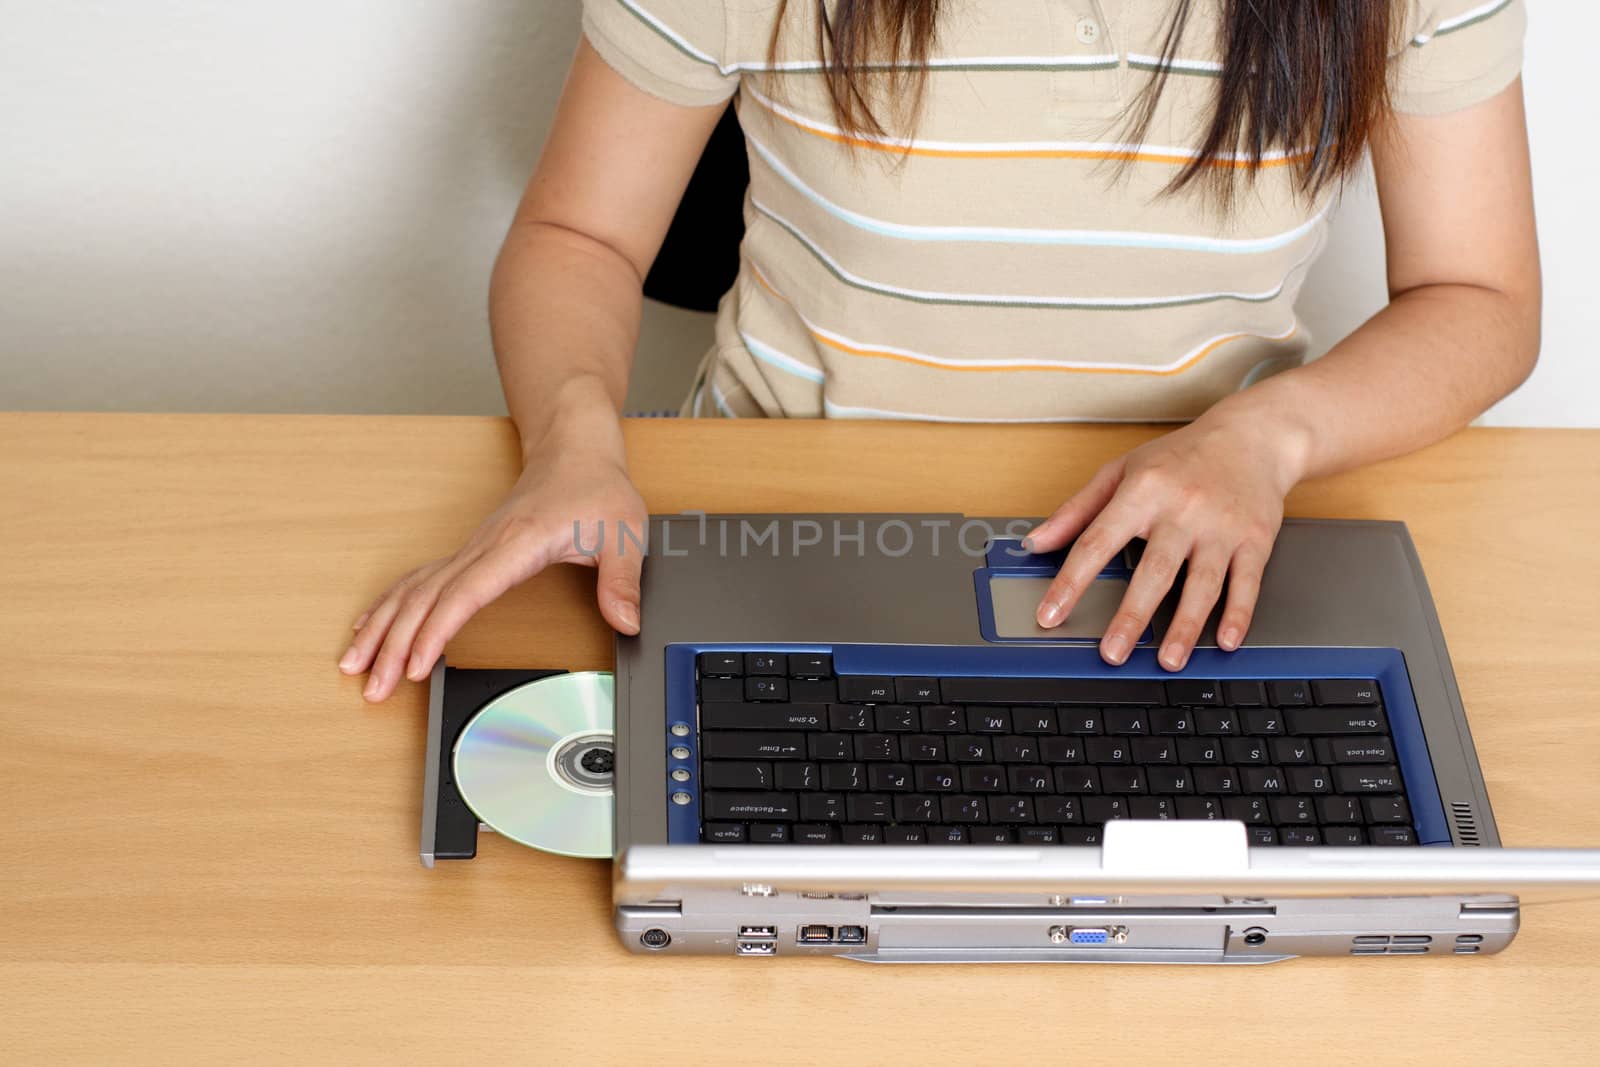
<box><xmin>4</xmin><ymin>414</ymin><xmax>1599</xmax><ymax>1064</ymax></box>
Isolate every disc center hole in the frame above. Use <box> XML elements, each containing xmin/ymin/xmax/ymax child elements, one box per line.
<box><xmin>580</xmin><ymin>747</ymin><xmax>615</xmax><ymax>775</ymax></box>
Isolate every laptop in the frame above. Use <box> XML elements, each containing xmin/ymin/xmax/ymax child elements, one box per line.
<box><xmin>425</xmin><ymin>513</ymin><xmax>1600</xmax><ymax>963</ymax></box>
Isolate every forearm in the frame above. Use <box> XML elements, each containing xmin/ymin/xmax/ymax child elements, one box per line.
<box><xmin>489</xmin><ymin>219</ymin><xmax>643</xmax><ymax>467</ymax></box>
<box><xmin>1211</xmin><ymin>282</ymin><xmax>1540</xmax><ymax>484</ymax></box>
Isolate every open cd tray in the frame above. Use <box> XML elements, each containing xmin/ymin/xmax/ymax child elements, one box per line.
<box><xmin>420</xmin><ymin>662</ymin><xmax>569</xmax><ymax>867</ymax></box>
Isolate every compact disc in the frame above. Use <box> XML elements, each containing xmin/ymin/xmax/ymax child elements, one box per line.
<box><xmin>452</xmin><ymin>671</ymin><xmax>614</xmax><ymax>859</ymax></box>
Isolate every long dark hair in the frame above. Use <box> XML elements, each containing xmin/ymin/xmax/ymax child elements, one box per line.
<box><xmin>771</xmin><ymin>1</ymin><xmax>1396</xmax><ymax>202</ymax></box>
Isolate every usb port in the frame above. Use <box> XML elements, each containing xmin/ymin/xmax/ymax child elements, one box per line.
<box><xmin>737</xmin><ymin>941</ymin><xmax>776</xmax><ymax>956</ymax></box>
<box><xmin>738</xmin><ymin>925</ymin><xmax>777</xmax><ymax>939</ymax></box>
<box><xmin>836</xmin><ymin>925</ymin><xmax>866</xmax><ymax>944</ymax></box>
<box><xmin>797</xmin><ymin>924</ymin><xmax>834</xmax><ymax>943</ymax></box>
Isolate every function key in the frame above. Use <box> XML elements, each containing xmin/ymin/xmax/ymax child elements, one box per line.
<box><xmin>1278</xmin><ymin>827</ymin><xmax>1321</xmax><ymax>846</ymax></box>
<box><xmin>1322</xmin><ymin>826</ymin><xmax>1366</xmax><ymax>845</ymax></box>
<box><xmin>745</xmin><ymin>653</ymin><xmax>787</xmax><ymax>675</ymax></box>
<box><xmin>788</xmin><ymin>653</ymin><xmax>833</xmax><ymax>678</ymax></box>
<box><xmin>1222</xmin><ymin>681</ymin><xmax>1266</xmax><ymax>706</ymax></box>
<box><xmin>698</xmin><ymin>652</ymin><xmax>744</xmax><ymax>676</ymax></box>
<box><xmin>1166</xmin><ymin>680</ymin><xmax>1222</xmax><ymax>706</ymax></box>
<box><xmin>1268</xmin><ymin>680</ymin><xmax>1312</xmax><ymax>706</ymax></box>
<box><xmin>838</xmin><ymin>676</ymin><xmax>895</xmax><ymax>703</ymax></box>
<box><xmin>1312</xmin><ymin>679</ymin><xmax>1380</xmax><ymax>706</ymax></box>
<box><xmin>744</xmin><ymin>677</ymin><xmax>789</xmax><ymax>702</ymax></box>
<box><xmin>895</xmin><ymin>677</ymin><xmax>941</xmax><ymax>703</ymax></box>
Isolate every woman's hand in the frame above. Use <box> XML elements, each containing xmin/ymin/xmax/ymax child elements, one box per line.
<box><xmin>338</xmin><ymin>452</ymin><xmax>647</xmax><ymax>702</ymax></box>
<box><xmin>1025</xmin><ymin>407</ymin><xmax>1311</xmax><ymax>671</ymax></box>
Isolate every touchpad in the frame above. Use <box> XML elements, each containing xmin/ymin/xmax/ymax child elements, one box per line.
<box><xmin>988</xmin><ymin>576</ymin><xmax>1128</xmax><ymax>639</ymax></box>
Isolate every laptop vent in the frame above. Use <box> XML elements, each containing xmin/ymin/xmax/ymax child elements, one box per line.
<box><xmin>1450</xmin><ymin>802</ymin><xmax>1483</xmax><ymax>846</ymax></box>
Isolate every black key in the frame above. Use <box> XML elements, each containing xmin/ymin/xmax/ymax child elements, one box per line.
<box><xmin>1316</xmin><ymin>736</ymin><xmax>1395</xmax><ymax>764</ymax></box>
<box><xmin>1086</xmin><ymin>738</ymin><xmax>1130</xmax><ymax>764</ymax></box>
<box><xmin>1040</xmin><ymin>737</ymin><xmax>1084</xmax><ymax>764</ymax></box>
<box><xmin>915</xmin><ymin>765</ymin><xmax>959</xmax><ymax>792</ymax></box>
<box><xmin>895</xmin><ymin>677</ymin><xmax>941</xmax><ymax>703</ymax></box>
<box><xmin>869</xmin><ymin>764</ymin><xmax>913</xmax><ymax>792</ymax></box>
<box><xmin>1166</xmin><ymin>680</ymin><xmax>1221</xmax><ymax>706</ymax></box>
<box><xmin>1130</xmin><ymin>797</ymin><xmax>1177</xmax><ymax>820</ymax></box>
<box><xmin>744</xmin><ymin>676</ymin><xmax>789</xmax><ymax>701</ymax></box>
<box><xmin>1060</xmin><ymin>710</ymin><xmax>1102</xmax><ymax>734</ymax></box>
<box><xmin>1058</xmin><ymin>827</ymin><xmax>1103</xmax><ymax>845</ymax></box>
<box><xmin>1150</xmin><ymin>708</ymin><xmax>1195</xmax><ymax>735</ymax></box>
<box><xmin>1194</xmin><ymin>709</ymin><xmax>1237</xmax><ymax>736</ymax></box>
<box><xmin>1287</xmin><ymin>707</ymin><xmax>1390</xmax><ymax>736</ymax></box>
<box><xmin>698</xmin><ymin>652</ymin><xmax>743</xmax><ymax>676</ymax></box>
<box><xmin>1318</xmin><ymin>796</ymin><xmax>1363</xmax><ymax>824</ymax></box>
<box><xmin>1223</xmin><ymin>681</ymin><xmax>1266</xmax><ymax>707</ymax></box>
<box><xmin>820</xmin><ymin>763</ymin><xmax>865</xmax><ymax>791</ymax></box>
<box><xmin>705</xmin><ymin>792</ymin><xmax>799</xmax><ymax>821</ymax></box>
<box><xmin>1014</xmin><ymin>708</ymin><xmax>1059</xmax><ymax>734</ymax></box>
<box><xmin>1286</xmin><ymin>766</ymin><xmax>1333</xmax><ymax>794</ymax></box>
<box><xmin>921</xmin><ymin>706</ymin><xmax>964</xmax><ymax>733</ymax></box>
<box><xmin>1194</xmin><ymin>766</ymin><xmax>1241</xmax><ymax>794</ymax></box>
<box><xmin>949</xmin><ymin>736</ymin><xmax>991</xmax><ymax>763</ymax></box>
<box><xmin>970</xmin><ymin>827</ymin><xmax>1015</xmax><ymax>844</ymax></box>
<box><xmin>745</xmin><ymin>653</ymin><xmax>786</xmax><ymax>675</ymax></box>
<box><xmin>1312</xmin><ymin>679</ymin><xmax>1379</xmax><ymax>706</ymax></box>
<box><xmin>927</xmin><ymin>826</ymin><xmax>968</xmax><ymax>844</ymax></box>
<box><xmin>838</xmin><ymin>676</ymin><xmax>895</xmax><ymax>703</ymax></box>
<box><xmin>938</xmin><ymin>677</ymin><xmax>1165</xmax><ymax>705</ymax></box>
<box><xmin>1271</xmin><ymin>796</ymin><xmax>1317</xmax><ymax>824</ymax></box>
<box><xmin>1323</xmin><ymin>826</ymin><xmax>1366</xmax><ymax>845</ymax></box>
<box><xmin>1241</xmin><ymin>708</ymin><xmax>1284</xmax><ymax>735</ymax></box>
<box><xmin>1178</xmin><ymin>738</ymin><xmax>1222</xmax><ymax>764</ymax></box>
<box><xmin>776</xmin><ymin>762</ymin><xmax>820</xmax><ymax>791</ymax></box>
<box><xmin>1224</xmin><ymin>738</ymin><xmax>1269</xmax><ymax>765</ymax></box>
<box><xmin>807</xmin><ymin>733</ymin><xmax>851</xmax><ymax>761</ymax></box>
<box><xmin>1224</xmin><ymin>797</ymin><xmax>1271</xmax><ymax>824</ymax></box>
<box><xmin>842</xmin><ymin>824</ymin><xmax>884</xmax><ymax>844</ymax></box>
<box><xmin>1268</xmin><ymin>680</ymin><xmax>1311</xmax><ymax>706</ymax></box>
<box><xmin>702</xmin><ymin>761</ymin><xmax>773</xmax><ymax>790</ymax></box>
<box><xmin>941</xmin><ymin>796</ymin><xmax>988</xmax><ymax>823</ymax></box>
<box><xmin>853</xmin><ymin>734</ymin><xmax>899</xmax><ymax>761</ymax></box>
<box><xmin>1248</xmin><ymin>826</ymin><xmax>1278</xmax><ymax>846</ymax></box>
<box><xmin>702</xmin><ymin>732</ymin><xmax>806</xmax><ymax>760</ymax></box>
<box><xmin>901</xmin><ymin>735</ymin><xmax>946</xmax><ymax>762</ymax></box>
<box><xmin>1056</xmin><ymin>767</ymin><xmax>1102</xmax><ymax>794</ymax></box>
<box><xmin>702</xmin><ymin>702</ymin><xmax>826</xmax><ymax>731</ymax></box>
<box><xmin>1101</xmin><ymin>767</ymin><xmax>1146</xmax><ymax>794</ymax></box>
<box><xmin>1177</xmin><ymin>797</ymin><xmax>1225</xmax><ymax>820</ymax></box>
<box><xmin>1147</xmin><ymin>767</ymin><xmax>1193</xmax><ymax>794</ymax></box>
<box><xmin>1007</xmin><ymin>766</ymin><xmax>1052</xmax><ymax>793</ymax></box>
<box><xmin>874</xmin><ymin>705</ymin><xmax>919</xmax><ymax>732</ymax></box>
<box><xmin>1335</xmin><ymin>765</ymin><xmax>1404</xmax><ymax>794</ymax></box>
<box><xmin>1278</xmin><ymin>826</ymin><xmax>1320</xmax><ymax>846</ymax></box>
<box><xmin>991</xmin><ymin>796</ymin><xmax>1036</xmax><ymax>824</ymax></box>
<box><xmin>1104</xmin><ymin>708</ymin><xmax>1148</xmax><ymax>735</ymax></box>
<box><xmin>1038</xmin><ymin>796</ymin><xmax>1082</xmax><ymax>824</ymax></box>
<box><xmin>787</xmin><ymin>652</ymin><xmax>832</xmax><ymax>678</ymax></box>
<box><xmin>799</xmin><ymin>793</ymin><xmax>843</xmax><ymax>822</ymax></box>
<box><xmin>699</xmin><ymin>677</ymin><xmax>743</xmax><ymax>702</ymax></box>
<box><xmin>1020</xmin><ymin>827</ymin><xmax>1059</xmax><ymax>844</ymax></box>
<box><xmin>1132</xmin><ymin>738</ymin><xmax>1177</xmax><ymax>765</ymax></box>
<box><xmin>994</xmin><ymin>736</ymin><xmax>1039</xmax><ymax>763</ymax></box>
<box><xmin>704</xmin><ymin>822</ymin><xmax>747</xmax><ymax>842</ymax></box>
<box><xmin>1370</xmin><ymin>826</ymin><xmax>1417</xmax><ymax>845</ymax></box>
<box><xmin>1240</xmin><ymin>767</ymin><xmax>1286</xmax><ymax>793</ymax></box>
<box><xmin>749</xmin><ymin>823</ymin><xmax>789</xmax><ymax>843</ymax></box>
<box><xmin>894</xmin><ymin>794</ymin><xmax>939</xmax><ymax>822</ymax></box>
<box><xmin>793</xmin><ymin>823</ymin><xmax>837</xmax><ymax>844</ymax></box>
<box><xmin>960</xmin><ymin>765</ymin><xmax>1006</xmax><ymax>793</ymax></box>
<box><xmin>1084</xmin><ymin>796</ymin><xmax>1130</xmax><ymax>821</ymax></box>
<box><xmin>1363</xmin><ymin>796</ymin><xmax>1413</xmax><ymax>824</ymax></box>
<box><xmin>789</xmin><ymin>679</ymin><xmax>838</xmax><ymax>703</ymax></box>
<box><xmin>885</xmin><ymin>826</ymin><xmax>926</xmax><ymax>844</ymax></box>
<box><xmin>846</xmin><ymin>794</ymin><xmax>893</xmax><ymax>822</ymax></box>
<box><xmin>1270</xmin><ymin>737</ymin><xmax>1315</xmax><ymax>765</ymax></box>
<box><xmin>967</xmin><ymin>707</ymin><xmax>1012</xmax><ymax>734</ymax></box>
<box><xmin>828</xmin><ymin>705</ymin><xmax>872</xmax><ymax>731</ymax></box>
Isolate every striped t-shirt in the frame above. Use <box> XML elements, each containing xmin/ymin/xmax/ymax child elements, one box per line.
<box><xmin>582</xmin><ymin>0</ymin><xmax>1527</xmax><ymax>421</ymax></box>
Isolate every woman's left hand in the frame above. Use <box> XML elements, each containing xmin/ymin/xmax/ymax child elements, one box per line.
<box><xmin>1025</xmin><ymin>408</ymin><xmax>1310</xmax><ymax>671</ymax></box>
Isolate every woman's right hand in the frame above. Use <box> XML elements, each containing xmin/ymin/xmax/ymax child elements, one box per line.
<box><xmin>338</xmin><ymin>451</ymin><xmax>647</xmax><ymax>702</ymax></box>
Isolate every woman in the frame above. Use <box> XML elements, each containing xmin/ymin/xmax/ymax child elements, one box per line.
<box><xmin>341</xmin><ymin>0</ymin><xmax>1537</xmax><ymax>702</ymax></box>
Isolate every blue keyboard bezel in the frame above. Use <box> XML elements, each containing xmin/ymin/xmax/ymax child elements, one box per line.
<box><xmin>664</xmin><ymin>643</ymin><xmax>1449</xmax><ymax>846</ymax></box>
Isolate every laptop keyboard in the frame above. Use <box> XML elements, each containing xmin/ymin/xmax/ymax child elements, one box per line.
<box><xmin>692</xmin><ymin>651</ymin><xmax>1417</xmax><ymax>846</ymax></box>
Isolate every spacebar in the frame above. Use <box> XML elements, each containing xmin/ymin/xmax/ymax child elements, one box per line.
<box><xmin>938</xmin><ymin>677</ymin><xmax>1165</xmax><ymax>705</ymax></box>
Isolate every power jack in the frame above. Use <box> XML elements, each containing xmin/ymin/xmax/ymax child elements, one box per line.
<box><xmin>1242</xmin><ymin>927</ymin><xmax>1269</xmax><ymax>946</ymax></box>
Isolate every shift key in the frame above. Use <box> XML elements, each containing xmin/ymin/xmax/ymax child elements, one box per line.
<box><xmin>701</xmin><ymin>731</ymin><xmax>807</xmax><ymax>760</ymax></box>
<box><xmin>704</xmin><ymin>792</ymin><xmax>800</xmax><ymax>821</ymax></box>
<box><xmin>1285</xmin><ymin>707</ymin><xmax>1389</xmax><ymax>735</ymax></box>
<box><xmin>700</xmin><ymin>703</ymin><xmax>826</xmax><ymax>730</ymax></box>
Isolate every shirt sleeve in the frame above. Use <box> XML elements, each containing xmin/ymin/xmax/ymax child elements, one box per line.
<box><xmin>581</xmin><ymin>0</ymin><xmax>740</xmax><ymax>107</ymax></box>
<box><xmin>1392</xmin><ymin>0</ymin><xmax>1526</xmax><ymax>115</ymax></box>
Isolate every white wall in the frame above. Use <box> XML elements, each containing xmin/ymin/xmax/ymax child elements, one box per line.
<box><xmin>0</xmin><ymin>1</ymin><xmax>1593</xmax><ymax>425</ymax></box>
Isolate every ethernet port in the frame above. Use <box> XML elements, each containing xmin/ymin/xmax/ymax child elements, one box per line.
<box><xmin>797</xmin><ymin>924</ymin><xmax>834</xmax><ymax>943</ymax></box>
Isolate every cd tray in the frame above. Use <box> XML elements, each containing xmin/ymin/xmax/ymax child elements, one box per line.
<box><xmin>421</xmin><ymin>659</ymin><xmax>567</xmax><ymax>866</ymax></box>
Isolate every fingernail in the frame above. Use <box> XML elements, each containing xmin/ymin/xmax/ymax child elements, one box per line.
<box><xmin>1103</xmin><ymin>633</ymin><xmax>1129</xmax><ymax>664</ymax></box>
<box><xmin>615</xmin><ymin>601</ymin><xmax>639</xmax><ymax>632</ymax></box>
<box><xmin>406</xmin><ymin>654</ymin><xmax>426</xmax><ymax>681</ymax></box>
<box><xmin>1036</xmin><ymin>601</ymin><xmax>1063</xmax><ymax>628</ymax></box>
<box><xmin>1219</xmin><ymin>627</ymin><xmax>1240</xmax><ymax>651</ymax></box>
<box><xmin>363</xmin><ymin>672</ymin><xmax>382</xmax><ymax>701</ymax></box>
<box><xmin>338</xmin><ymin>645</ymin><xmax>360</xmax><ymax>673</ymax></box>
<box><xmin>352</xmin><ymin>613</ymin><xmax>369</xmax><ymax>631</ymax></box>
<box><xmin>1160</xmin><ymin>641</ymin><xmax>1185</xmax><ymax>670</ymax></box>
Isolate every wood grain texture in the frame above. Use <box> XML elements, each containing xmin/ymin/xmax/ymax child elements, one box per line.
<box><xmin>2</xmin><ymin>413</ymin><xmax>1598</xmax><ymax>1065</ymax></box>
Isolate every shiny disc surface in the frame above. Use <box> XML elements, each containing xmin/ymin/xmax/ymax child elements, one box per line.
<box><xmin>452</xmin><ymin>671</ymin><xmax>614</xmax><ymax>859</ymax></box>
